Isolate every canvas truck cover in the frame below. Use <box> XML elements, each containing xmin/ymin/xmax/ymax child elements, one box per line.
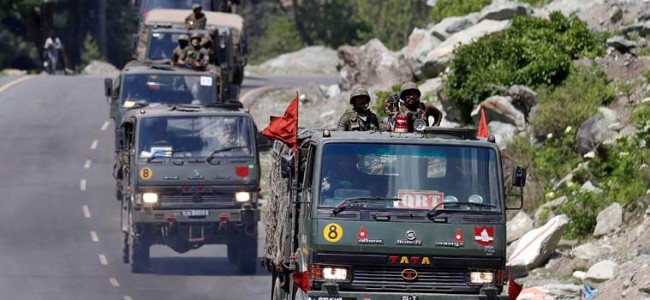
<box><xmin>144</xmin><ymin>9</ymin><xmax>244</xmax><ymax>43</ymax></box>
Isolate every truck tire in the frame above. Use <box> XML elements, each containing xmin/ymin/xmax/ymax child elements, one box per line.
<box><xmin>131</xmin><ymin>237</ymin><xmax>150</xmax><ymax>273</ymax></box>
<box><xmin>237</xmin><ymin>230</ymin><xmax>258</xmax><ymax>274</ymax></box>
<box><xmin>227</xmin><ymin>242</ymin><xmax>239</xmax><ymax>264</ymax></box>
<box><xmin>233</xmin><ymin>65</ymin><xmax>244</xmax><ymax>85</ymax></box>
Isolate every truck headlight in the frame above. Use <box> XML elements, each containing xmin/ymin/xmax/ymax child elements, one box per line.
<box><xmin>311</xmin><ymin>264</ymin><xmax>349</xmax><ymax>281</ymax></box>
<box><xmin>235</xmin><ymin>192</ymin><xmax>250</xmax><ymax>202</ymax></box>
<box><xmin>470</xmin><ymin>271</ymin><xmax>494</xmax><ymax>284</ymax></box>
<box><xmin>142</xmin><ymin>193</ymin><xmax>159</xmax><ymax>204</ymax></box>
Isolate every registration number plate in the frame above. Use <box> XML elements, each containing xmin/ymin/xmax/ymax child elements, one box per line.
<box><xmin>181</xmin><ymin>210</ymin><xmax>209</xmax><ymax>217</ymax></box>
<box><xmin>401</xmin><ymin>296</ymin><xmax>418</xmax><ymax>300</ymax></box>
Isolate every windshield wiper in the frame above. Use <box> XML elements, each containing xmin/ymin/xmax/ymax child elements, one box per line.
<box><xmin>206</xmin><ymin>145</ymin><xmax>248</xmax><ymax>163</ymax></box>
<box><xmin>146</xmin><ymin>149</ymin><xmax>172</xmax><ymax>162</ymax></box>
<box><xmin>332</xmin><ymin>197</ymin><xmax>401</xmax><ymax>215</ymax></box>
<box><xmin>426</xmin><ymin>201</ymin><xmax>497</xmax><ymax>219</ymax></box>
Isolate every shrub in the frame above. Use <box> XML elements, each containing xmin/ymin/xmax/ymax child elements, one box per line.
<box><xmin>632</xmin><ymin>103</ymin><xmax>650</xmax><ymax>127</ymax></box>
<box><xmin>80</xmin><ymin>33</ymin><xmax>102</xmax><ymax>68</ymax></box>
<box><xmin>429</xmin><ymin>0</ymin><xmax>491</xmax><ymax>23</ymax></box>
<box><xmin>250</xmin><ymin>16</ymin><xmax>304</xmax><ymax>64</ymax></box>
<box><xmin>530</xmin><ymin>65</ymin><xmax>615</xmax><ymax>137</ymax></box>
<box><xmin>444</xmin><ymin>12</ymin><xmax>606</xmax><ymax>123</ymax></box>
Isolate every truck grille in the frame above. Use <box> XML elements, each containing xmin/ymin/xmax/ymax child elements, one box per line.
<box><xmin>351</xmin><ymin>266</ymin><xmax>468</xmax><ymax>292</ymax></box>
<box><xmin>160</xmin><ymin>194</ymin><xmax>233</xmax><ymax>204</ymax></box>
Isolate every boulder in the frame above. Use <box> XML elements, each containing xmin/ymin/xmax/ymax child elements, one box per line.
<box><xmin>576</xmin><ymin>108</ymin><xmax>618</xmax><ymax>155</ymax></box>
<box><xmin>593</xmin><ymin>203</ymin><xmax>623</xmax><ymax>238</ymax></box>
<box><xmin>418</xmin><ymin>77</ymin><xmax>444</xmax><ymax>102</ymax></box>
<box><xmin>420</xmin><ymin>19</ymin><xmax>510</xmax><ymax>79</ymax></box>
<box><xmin>478</xmin><ymin>1</ymin><xmax>533</xmax><ymax>22</ymax></box>
<box><xmin>337</xmin><ymin>39</ymin><xmax>412</xmax><ymax>91</ymax></box>
<box><xmin>507</xmin><ymin>85</ymin><xmax>537</xmax><ymax>119</ymax></box>
<box><xmin>619</xmin><ymin>125</ymin><xmax>638</xmax><ymax>138</ymax></box>
<box><xmin>534</xmin><ymin>196</ymin><xmax>568</xmax><ymax>224</ymax></box>
<box><xmin>471</xmin><ymin>96</ymin><xmax>526</xmax><ymax>131</ymax></box>
<box><xmin>516</xmin><ymin>284</ymin><xmax>582</xmax><ymax>300</ymax></box>
<box><xmin>607</xmin><ymin>36</ymin><xmax>636</xmax><ymax>53</ymax></box>
<box><xmin>573</xmin><ymin>270</ymin><xmax>587</xmax><ymax>280</ymax></box>
<box><xmin>250</xmin><ymin>46</ymin><xmax>338</xmax><ymax>75</ymax></box>
<box><xmin>82</xmin><ymin>60</ymin><xmax>118</xmax><ymax>75</ymax></box>
<box><xmin>488</xmin><ymin>121</ymin><xmax>517</xmax><ymax>149</ymax></box>
<box><xmin>404</xmin><ymin>27</ymin><xmax>444</xmax><ymax>79</ymax></box>
<box><xmin>507</xmin><ymin>211</ymin><xmax>534</xmax><ymax>243</ymax></box>
<box><xmin>609</xmin><ymin>5</ymin><xmax>623</xmax><ymax>23</ymax></box>
<box><xmin>621</xmin><ymin>22</ymin><xmax>650</xmax><ymax>37</ymax></box>
<box><xmin>507</xmin><ymin>215</ymin><xmax>569</xmax><ymax>270</ymax></box>
<box><xmin>595</xmin><ymin>255</ymin><xmax>650</xmax><ymax>299</ymax></box>
<box><xmin>572</xmin><ymin>242</ymin><xmax>603</xmax><ymax>261</ymax></box>
<box><xmin>580</xmin><ymin>181</ymin><xmax>603</xmax><ymax>194</ymax></box>
<box><xmin>584</xmin><ymin>260</ymin><xmax>618</xmax><ymax>285</ymax></box>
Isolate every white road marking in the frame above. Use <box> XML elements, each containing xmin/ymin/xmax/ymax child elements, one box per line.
<box><xmin>82</xmin><ymin>205</ymin><xmax>91</xmax><ymax>218</ymax></box>
<box><xmin>0</xmin><ymin>76</ymin><xmax>34</xmax><ymax>94</ymax></box>
<box><xmin>123</xmin><ymin>296</ymin><xmax>134</xmax><ymax>300</ymax></box>
<box><xmin>84</xmin><ymin>160</ymin><xmax>91</xmax><ymax>169</ymax></box>
<box><xmin>99</xmin><ymin>254</ymin><xmax>108</xmax><ymax>265</ymax></box>
<box><xmin>80</xmin><ymin>179</ymin><xmax>87</xmax><ymax>191</ymax></box>
<box><xmin>109</xmin><ymin>277</ymin><xmax>120</xmax><ymax>287</ymax></box>
<box><xmin>90</xmin><ymin>139</ymin><xmax>98</xmax><ymax>150</ymax></box>
<box><xmin>101</xmin><ymin>121</ymin><xmax>110</xmax><ymax>131</ymax></box>
<box><xmin>90</xmin><ymin>231</ymin><xmax>99</xmax><ymax>242</ymax></box>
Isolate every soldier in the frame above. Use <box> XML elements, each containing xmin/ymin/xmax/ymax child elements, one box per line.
<box><xmin>201</xmin><ymin>35</ymin><xmax>216</xmax><ymax>65</ymax></box>
<box><xmin>185</xmin><ymin>4</ymin><xmax>207</xmax><ymax>30</ymax></box>
<box><xmin>384</xmin><ymin>81</ymin><xmax>443</xmax><ymax>131</ymax></box>
<box><xmin>172</xmin><ymin>34</ymin><xmax>189</xmax><ymax>65</ymax></box>
<box><xmin>184</xmin><ymin>33</ymin><xmax>210</xmax><ymax>69</ymax></box>
<box><xmin>337</xmin><ymin>87</ymin><xmax>379</xmax><ymax>131</ymax></box>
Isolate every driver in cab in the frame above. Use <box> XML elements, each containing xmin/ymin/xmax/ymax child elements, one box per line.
<box><xmin>139</xmin><ymin>118</ymin><xmax>173</xmax><ymax>157</ymax></box>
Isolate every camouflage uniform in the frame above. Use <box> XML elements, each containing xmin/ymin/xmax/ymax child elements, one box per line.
<box><xmin>384</xmin><ymin>82</ymin><xmax>443</xmax><ymax>132</ymax></box>
<box><xmin>184</xmin><ymin>33</ymin><xmax>210</xmax><ymax>68</ymax></box>
<box><xmin>172</xmin><ymin>34</ymin><xmax>189</xmax><ymax>65</ymax></box>
<box><xmin>185</xmin><ymin>4</ymin><xmax>207</xmax><ymax>30</ymax></box>
<box><xmin>337</xmin><ymin>87</ymin><xmax>379</xmax><ymax>131</ymax></box>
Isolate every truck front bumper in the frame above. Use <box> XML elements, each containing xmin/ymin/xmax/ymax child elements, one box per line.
<box><xmin>132</xmin><ymin>206</ymin><xmax>260</xmax><ymax>224</ymax></box>
<box><xmin>306</xmin><ymin>292</ymin><xmax>508</xmax><ymax>300</ymax></box>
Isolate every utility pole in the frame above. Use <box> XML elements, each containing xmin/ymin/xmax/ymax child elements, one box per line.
<box><xmin>98</xmin><ymin>0</ymin><xmax>107</xmax><ymax>57</ymax></box>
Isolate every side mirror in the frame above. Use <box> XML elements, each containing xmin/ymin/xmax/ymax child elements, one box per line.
<box><xmin>116</xmin><ymin>128</ymin><xmax>126</xmax><ymax>151</ymax></box>
<box><xmin>280</xmin><ymin>154</ymin><xmax>293</xmax><ymax>179</ymax></box>
<box><xmin>256</xmin><ymin>132</ymin><xmax>272</xmax><ymax>152</ymax></box>
<box><xmin>512</xmin><ymin>166</ymin><xmax>527</xmax><ymax>187</ymax></box>
<box><xmin>104</xmin><ymin>78</ymin><xmax>113</xmax><ymax>97</ymax></box>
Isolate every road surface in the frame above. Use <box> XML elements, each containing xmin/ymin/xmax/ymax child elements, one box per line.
<box><xmin>0</xmin><ymin>73</ymin><xmax>335</xmax><ymax>300</ymax></box>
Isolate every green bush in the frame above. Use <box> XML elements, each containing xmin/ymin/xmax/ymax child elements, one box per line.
<box><xmin>430</xmin><ymin>0</ymin><xmax>491</xmax><ymax>23</ymax></box>
<box><xmin>80</xmin><ymin>33</ymin><xmax>102</xmax><ymax>68</ymax></box>
<box><xmin>444</xmin><ymin>12</ymin><xmax>606</xmax><ymax>123</ymax></box>
<box><xmin>530</xmin><ymin>66</ymin><xmax>614</xmax><ymax>137</ymax></box>
<box><xmin>632</xmin><ymin>103</ymin><xmax>650</xmax><ymax>127</ymax></box>
<box><xmin>250</xmin><ymin>16</ymin><xmax>304</xmax><ymax>64</ymax></box>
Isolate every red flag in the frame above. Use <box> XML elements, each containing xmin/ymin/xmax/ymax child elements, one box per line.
<box><xmin>262</xmin><ymin>92</ymin><xmax>299</xmax><ymax>150</ymax></box>
<box><xmin>508</xmin><ymin>274</ymin><xmax>523</xmax><ymax>299</ymax></box>
<box><xmin>477</xmin><ymin>107</ymin><xmax>490</xmax><ymax>138</ymax></box>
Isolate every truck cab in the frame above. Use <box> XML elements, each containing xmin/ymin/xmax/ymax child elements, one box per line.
<box><xmin>264</xmin><ymin>128</ymin><xmax>526</xmax><ymax>300</ymax></box>
<box><xmin>115</xmin><ymin>103</ymin><xmax>262</xmax><ymax>274</ymax></box>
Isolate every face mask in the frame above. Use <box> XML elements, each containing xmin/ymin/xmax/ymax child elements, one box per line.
<box><xmin>192</xmin><ymin>40</ymin><xmax>200</xmax><ymax>47</ymax></box>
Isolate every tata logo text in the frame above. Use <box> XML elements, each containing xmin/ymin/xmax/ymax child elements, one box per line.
<box><xmin>389</xmin><ymin>256</ymin><xmax>432</xmax><ymax>265</ymax></box>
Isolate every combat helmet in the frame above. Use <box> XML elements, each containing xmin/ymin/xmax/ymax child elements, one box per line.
<box><xmin>349</xmin><ymin>87</ymin><xmax>371</xmax><ymax>104</ymax></box>
<box><xmin>192</xmin><ymin>3</ymin><xmax>202</xmax><ymax>10</ymax></box>
<box><xmin>178</xmin><ymin>34</ymin><xmax>189</xmax><ymax>42</ymax></box>
<box><xmin>399</xmin><ymin>81</ymin><xmax>421</xmax><ymax>99</ymax></box>
<box><xmin>190</xmin><ymin>32</ymin><xmax>202</xmax><ymax>40</ymax></box>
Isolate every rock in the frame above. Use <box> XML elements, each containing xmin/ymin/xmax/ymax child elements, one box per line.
<box><xmin>418</xmin><ymin>77</ymin><xmax>444</xmax><ymax>102</ymax></box>
<box><xmin>621</xmin><ymin>22</ymin><xmax>650</xmax><ymax>37</ymax></box>
<box><xmin>337</xmin><ymin>39</ymin><xmax>412</xmax><ymax>91</ymax></box>
<box><xmin>2</xmin><ymin>69</ymin><xmax>27</xmax><ymax>76</ymax></box>
<box><xmin>576</xmin><ymin>108</ymin><xmax>618</xmax><ymax>155</ymax></box>
<box><xmin>478</xmin><ymin>1</ymin><xmax>533</xmax><ymax>22</ymax></box>
<box><xmin>619</xmin><ymin>125</ymin><xmax>638</xmax><ymax>138</ymax></box>
<box><xmin>250</xmin><ymin>46</ymin><xmax>338</xmax><ymax>75</ymax></box>
<box><xmin>596</xmin><ymin>255</ymin><xmax>650</xmax><ymax>300</ymax></box>
<box><xmin>584</xmin><ymin>260</ymin><xmax>618</xmax><ymax>285</ymax></box>
<box><xmin>507</xmin><ymin>215</ymin><xmax>569</xmax><ymax>270</ymax></box>
<box><xmin>471</xmin><ymin>96</ymin><xmax>526</xmax><ymax>131</ymax></box>
<box><xmin>572</xmin><ymin>242</ymin><xmax>602</xmax><ymax>260</ymax></box>
<box><xmin>609</xmin><ymin>6</ymin><xmax>623</xmax><ymax>23</ymax></box>
<box><xmin>404</xmin><ymin>27</ymin><xmax>444</xmax><ymax>79</ymax></box>
<box><xmin>507</xmin><ymin>239</ymin><xmax>520</xmax><ymax>258</ymax></box>
<box><xmin>488</xmin><ymin>121</ymin><xmax>517</xmax><ymax>149</ymax></box>
<box><xmin>508</xmin><ymin>211</ymin><xmax>534</xmax><ymax>243</ymax></box>
<box><xmin>507</xmin><ymin>85</ymin><xmax>538</xmax><ymax>119</ymax></box>
<box><xmin>322</xmin><ymin>84</ymin><xmax>341</xmax><ymax>99</ymax></box>
<box><xmin>573</xmin><ymin>270</ymin><xmax>587</xmax><ymax>280</ymax></box>
<box><xmin>580</xmin><ymin>181</ymin><xmax>603</xmax><ymax>194</ymax></box>
<box><xmin>82</xmin><ymin>60</ymin><xmax>118</xmax><ymax>75</ymax></box>
<box><xmin>420</xmin><ymin>19</ymin><xmax>510</xmax><ymax>79</ymax></box>
<box><xmin>607</xmin><ymin>36</ymin><xmax>636</xmax><ymax>53</ymax></box>
<box><xmin>516</xmin><ymin>287</ymin><xmax>553</xmax><ymax>300</ymax></box>
<box><xmin>541</xmin><ymin>0</ymin><xmax>599</xmax><ymax>19</ymax></box>
<box><xmin>594</xmin><ymin>203</ymin><xmax>623</xmax><ymax>238</ymax></box>
<box><xmin>534</xmin><ymin>196</ymin><xmax>568</xmax><ymax>224</ymax></box>
<box><xmin>439</xmin><ymin>16</ymin><xmax>475</xmax><ymax>35</ymax></box>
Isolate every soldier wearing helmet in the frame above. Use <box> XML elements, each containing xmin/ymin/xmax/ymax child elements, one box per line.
<box><xmin>172</xmin><ymin>34</ymin><xmax>189</xmax><ymax>65</ymax></box>
<box><xmin>185</xmin><ymin>4</ymin><xmax>207</xmax><ymax>30</ymax></box>
<box><xmin>384</xmin><ymin>81</ymin><xmax>443</xmax><ymax>132</ymax></box>
<box><xmin>337</xmin><ymin>87</ymin><xmax>379</xmax><ymax>131</ymax></box>
<box><xmin>183</xmin><ymin>33</ymin><xmax>210</xmax><ymax>69</ymax></box>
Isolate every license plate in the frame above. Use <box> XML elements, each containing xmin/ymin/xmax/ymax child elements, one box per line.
<box><xmin>401</xmin><ymin>296</ymin><xmax>418</xmax><ymax>300</ymax></box>
<box><xmin>181</xmin><ymin>209</ymin><xmax>209</xmax><ymax>217</ymax></box>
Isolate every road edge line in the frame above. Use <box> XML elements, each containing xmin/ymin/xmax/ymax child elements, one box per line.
<box><xmin>0</xmin><ymin>76</ymin><xmax>34</xmax><ymax>94</ymax></box>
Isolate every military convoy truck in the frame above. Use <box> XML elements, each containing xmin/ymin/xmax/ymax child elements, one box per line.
<box><xmin>114</xmin><ymin>103</ymin><xmax>263</xmax><ymax>273</ymax></box>
<box><xmin>263</xmin><ymin>128</ymin><xmax>527</xmax><ymax>299</ymax></box>
<box><xmin>135</xmin><ymin>8</ymin><xmax>247</xmax><ymax>86</ymax></box>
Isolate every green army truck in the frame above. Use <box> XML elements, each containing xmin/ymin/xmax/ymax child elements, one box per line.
<box><xmin>135</xmin><ymin>8</ymin><xmax>247</xmax><ymax>86</ymax></box>
<box><xmin>114</xmin><ymin>103</ymin><xmax>263</xmax><ymax>274</ymax></box>
<box><xmin>263</xmin><ymin>128</ymin><xmax>527</xmax><ymax>299</ymax></box>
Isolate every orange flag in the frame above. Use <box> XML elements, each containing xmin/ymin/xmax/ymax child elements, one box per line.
<box><xmin>263</xmin><ymin>92</ymin><xmax>299</xmax><ymax>150</ymax></box>
<box><xmin>477</xmin><ymin>107</ymin><xmax>490</xmax><ymax>138</ymax></box>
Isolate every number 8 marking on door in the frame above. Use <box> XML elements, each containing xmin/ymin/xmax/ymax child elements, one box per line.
<box><xmin>139</xmin><ymin>167</ymin><xmax>153</xmax><ymax>180</ymax></box>
<box><xmin>323</xmin><ymin>222</ymin><xmax>343</xmax><ymax>243</ymax></box>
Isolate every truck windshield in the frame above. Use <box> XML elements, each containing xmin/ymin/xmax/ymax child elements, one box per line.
<box><xmin>121</xmin><ymin>74</ymin><xmax>216</xmax><ymax>107</ymax></box>
<box><xmin>318</xmin><ymin>143</ymin><xmax>502</xmax><ymax>212</ymax></box>
<box><xmin>137</xmin><ymin>115</ymin><xmax>253</xmax><ymax>158</ymax></box>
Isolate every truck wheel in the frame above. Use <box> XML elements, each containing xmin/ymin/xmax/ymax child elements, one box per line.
<box><xmin>233</xmin><ymin>66</ymin><xmax>244</xmax><ymax>85</ymax></box>
<box><xmin>227</xmin><ymin>242</ymin><xmax>239</xmax><ymax>264</ymax></box>
<box><xmin>131</xmin><ymin>237</ymin><xmax>150</xmax><ymax>273</ymax></box>
<box><xmin>237</xmin><ymin>230</ymin><xmax>258</xmax><ymax>274</ymax></box>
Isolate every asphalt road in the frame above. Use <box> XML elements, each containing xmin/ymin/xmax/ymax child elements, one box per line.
<box><xmin>0</xmin><ymin>73</ymin><xmax>336</xmax><ymax>300</ymax></box>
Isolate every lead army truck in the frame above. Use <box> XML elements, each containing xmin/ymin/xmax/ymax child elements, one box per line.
<box><xmin>115</xmin><ymin>103</ymin><xmax>262</xmax><ymax>273</ymax></box>
<box><xmin>263</xmin><ymin>128</ymin><xmax>527</xmax><ymax>300</ymax></box>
